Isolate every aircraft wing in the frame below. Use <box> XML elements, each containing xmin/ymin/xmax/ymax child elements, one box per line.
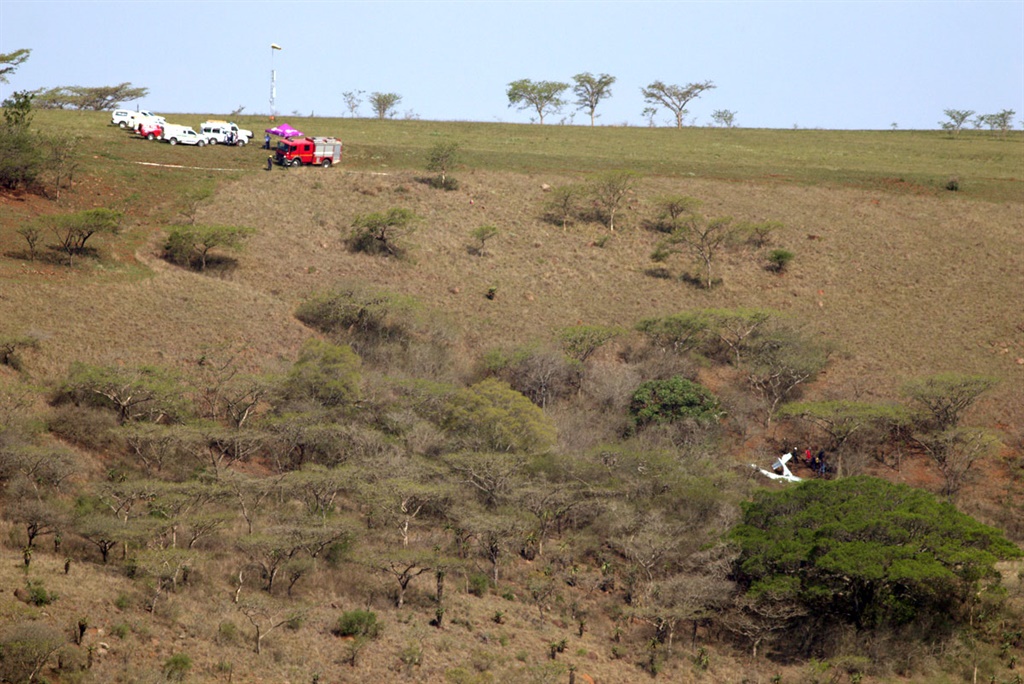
<box><xmin>750</xmin><ymin>462</ymin><xmax>802</xmax><ymax>483</ymax></box>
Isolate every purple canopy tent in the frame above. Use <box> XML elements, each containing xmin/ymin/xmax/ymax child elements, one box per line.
<box><xmin>265</xmin><ymin>123</ymin><xmax>304</xmax><ymax>138</ymax></box>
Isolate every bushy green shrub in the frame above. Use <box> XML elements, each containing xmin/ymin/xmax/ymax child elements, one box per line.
<box><xmin>767</xmin><ymin>248</ymin><xmax>795</xmax><ymax>273</ymax></box>
<box><xmin>0</xmin><ymin>91</ymin><xmax>42</xmax><ymax>191</ymax></box>
<box><xmin>282</xmin><ymin>338</ymin><xmax>362</xmax><ymax>408</ymax></box>
<box><xmin>346</xmin><ymin>208</ymin><xmax>416</xmax><ymax>257</ymax></box>
<box><xmin>163</xmin><ymin>653</ymin><xmax>192</xmax><ymax>681</ymax></box>
<box><xmin>468</xmin><ymin>573</ymin><xmax>490</xmax><ymax>597</ymax></box>
<box><xmin>25</xmin><ymin>580</ymin><xmax>58</xmax><ymax>606</ymax></box>
<box><xmin>628</xmin><ymin>376</ymin><xmax>721</xmax><ymax>428</ymax></box>
<box><xmin>332</xmin><ymin>610</ymin><xmax>380</xmax><ymax>639</ymax></box>
<box><xmin>295</xmin><ymin>286</ymin><xmax>417</xmax><ymax>341</ymax></box>
<box><xmin>295</xmin><ymin>286</ymin><xmax>454</xmax><ymax>377</ymax></box>
<box><xmin>443</xmin><ymin>378</ymin><xmax>557</xmax><ymax>453</ymax></box>
<box><xmin>216</xmin><ymin>621</ymin><xmax>239</xmax><ymax>645</ymax></box>
<box><xmin>0</xmin><ymin>621</ymin><xmax>66</xmax><ymax>683</ymax></box>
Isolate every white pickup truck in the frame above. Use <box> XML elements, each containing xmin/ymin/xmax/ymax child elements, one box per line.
<box><xmin>162</xmin><ymin>124</ymin><xmax>207</xmax><ymax>146</ymax></box>
<box><xmin>199</xmin><ymin>120</ymin><xmax>253</xmax><ymax>146</ymax></box>
<box><xmin>111</xmin><ymin>109</ymin><xmax>164</xmax><ymax>129</ymax></box>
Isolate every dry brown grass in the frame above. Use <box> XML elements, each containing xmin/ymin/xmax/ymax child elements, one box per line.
<box><xmin>1</xmin><ymin>116</ymin><xmax>1021</xmax><ymax>684</ymax></box>
<box><xmin>193</xmin><ymin>167</ymin><xmax>1023</xmax><ymax>426</ymax></box>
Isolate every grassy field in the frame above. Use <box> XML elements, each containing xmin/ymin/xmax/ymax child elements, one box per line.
<box><xmin>3</xmin><ymin>111</ymin><xmax>1021</xmax><ymax>415</ymax></box>
<box><xmin>0</xmin><ymin>111</ymin><xmax>1022</xmax><ymax>683</ymax></box>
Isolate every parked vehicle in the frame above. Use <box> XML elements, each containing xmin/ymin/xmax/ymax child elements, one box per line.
<box><xmin>162</xmin><ymin>124</ymin><xmax>206</xmax><ymax>146</ymax></box>
<box><xmin>111</xmin><ymin>109</ymin><xmax>164</xmax><ymax>129</ymax></box>
<box><xmin>200</xmin><ymin>120</ymin><xmax>253</xmax><ymax>146</ymax></box>
<box><xmin>274</xmin><ymin>136</ymin><xmax>343</xmax><ymax>167</ymax></box>
<box><xmin>137</xmin><ymin>121</ymin><xmax>164</xmax><ymax>140</ymax></box>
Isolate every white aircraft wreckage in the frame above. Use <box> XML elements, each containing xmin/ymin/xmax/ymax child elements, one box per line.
<box><xmin>751</xmin><ymin>452</ymin><xmax>803</xmax><ymax>483</ymax></box>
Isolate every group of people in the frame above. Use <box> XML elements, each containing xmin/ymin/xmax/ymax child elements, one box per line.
<box><xmin>803</xmin><ymin>447</ymin><xmax>830</xmax><ymax>476</ymax></box>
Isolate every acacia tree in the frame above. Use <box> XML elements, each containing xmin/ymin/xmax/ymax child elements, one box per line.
<box><xmin>557</xmin><ymin>324</ymin><xmax>621</xmax><ymax>365</ymax></box>
<box><xmin>730</xmin><ymin>476</ymin><xmax>1021</xmax><ymax>633</ymax></box>
<box><xmin>32</xmin><ymin>84</ymin><xmax>148</xmax><ymax>110</ymax></box>
<box><xmin>57</xmin><ymin>361</ymin><xmax>190</xmax><ymax>424</ymax></box>
<box><xmin>572</xmin><ymin>72</ymin><xmax>616</xmax><ymax>126</ymax></box>
<box><xmin>652</xmin><ymin>214</ymin><xmax>737</xmax><ymax>288</ymax></box>
<box><xmin>975</xmin><ymin>109</ymin><xmax>1015</xmax><ymax>137</ymax></box>
<box><xmin>238</xmin><ymin>598</ymin><xmax>305</xmax><ymax>654</ymax></box>
<box><xmin>347</xmin><ymin>207</ymin><xmax>417</xmax><ymax>257</ymax></box>
<box><xmin>163</xmin><ymin>224</ymin><xmax>255</xmax><ymax>271</ymax></box>
<box><xmin>425</xmin><ymin>141</ymin><xmax>461</xmax><ymax>189</ymax></box>
<box><xmin>369</xmin><ymin>92</ymin><xmax>401</xmax><ymax>119</ymax></box>
<box><xmin>776</xmin><ymin>399</ymin><xmax>907</xmax><ymax>476</ymax></box>
<box><xmin>44</xmin><ymin>207</ymin><xmax>124</xmax><ymax>266</ymax></box>
<box><xmin>506</xmin><ymin>79</ymin><xmax>569</xmax><ymax>124</ymax></box>
<box><xmin>710</xmin><ymin>109</ymin><xmax>737</xmax><ymax>128</ymax></box>
<box><xmin>0</xmin><ymin>48</ymin><xmax>31</xmax><ymax>83</ymax></box>
<box><xmin>38</xmin><ymin>131</ymin><xmax>80</xmax><ymax>200</ymax></box>
<box><xmin>651</xmin><ymin>195</ymin><xmax>703</xmax><ymax>232</ymax></box>
<box><xmin>915</xmin><ymin>427</ymin><xmax>999</xmax><ymax>501</ymax></box>
<box><xmin>640</xmin><ymin>80</ymin><xmax>716</xmax><ymax>128</ymax></box>
<box><xmin>587</xmin><ymin>169</ymin><xmax>639</xmax><ymax>231</ymax></box>
<box><xmin>940</xmin><ymin>108</ymin><xmax>974</xmax><ymax>137</ymax></box>
<box><xmin>636</xmin><ymin>312</ymin><xmax>710</xmax><ymax>355</ymax></box>
<box><xmin>542</xmin><ymin>184</ymin><xmax>583</xmax><ymax>230</ymax></box>
<box><xmin>341</xmin><ymin>89</ymin><xmax>364</xmax><ymax>117</ymax></box>
<box><xmin>746</xmin><ymin>326</ymin><xmax>832</xmax><ymax>423</ymax></box>
<box><xmin>0</xmin><ymin>622</ymin><xmax>66</xmax><ymax>684</ymax></box>
<box><xmin>901</xmin><ymin>372</ymin><xmax>997</xmax><ymax>431</ymax></box>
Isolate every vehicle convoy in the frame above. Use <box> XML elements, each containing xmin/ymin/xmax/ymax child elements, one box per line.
<box><xmin>200</xmin><ymin>120</ymin><xmax>253</xmax><ymax>146</ymax></box>
<box><xmin>161</xmin><ymin>123</ymin><xmax>206</xmax><ymax>146</ymax></box>
<box><xmin>273</xmin><ymin>136</ymin><xmax>343</xmax><ymax>167</ymax></box>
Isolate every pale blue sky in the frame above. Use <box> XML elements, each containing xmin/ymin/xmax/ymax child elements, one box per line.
<box><xmin>2</xmin><ymin>0</ymin><xmax>1021</xmax><ymax>129</ymax></box>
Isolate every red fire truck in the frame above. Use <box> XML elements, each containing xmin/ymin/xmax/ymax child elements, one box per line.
<box><xmin>274</xmin><ymin>136</ymin><xmax>343</xmax><ymax>167</ymax></box>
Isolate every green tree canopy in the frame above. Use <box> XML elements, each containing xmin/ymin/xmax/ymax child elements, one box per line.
<box><xmin>32</xmin><ymin>83</ymin><xmax>148</xmax><ymax>110</ymax></box>
<box><xmin>640</xmin><ymin>80</ymin><xmax>716</xmax><ymax>128</ymax></box>
<box><xmin>628</xmin><ymin>376</ymin><xmax>722</xmax><ymax>429</ymax></box>
<box><xmin>0</xmin><ymin>90</ymin><xmax>41</xmax><ymax>190</ymax></box>
<box><xmin>282</xmin><ymin>338</ymin><xmax>362</xmax><ymax>409</ymax></box>
<box><xmin>56</xmin><ymin>362</ymin><xmax>191</xmax><ymax>424</ymax></box>
<box><xmin>0</xmin><ymin>48</ymin><xmax>31</xmax><ymax>84</ymax></box>
<box><xmin>571</xmin><ymin>72</ymin><xmax>615</xmax><ymax>126</ymax></box>
<box><xmin>163</xmin><ymin>224</ymin><xmax>255</xmax><ymax>271</ymax></box>
<box><xmin>442</xmin><ymin>378</ymin><xmax>556</xmax><ymax>453</ymax></box>
<box><xmin>901</xmin><ymin>372</ymin><xmax>997</xmax><ymax>431</ymax></box>
<box><xmin>506</xmin><ymin>79</ymin><xmax>569</xmax><ymax>125</ymax></box>
<box><xmin>730</xmin><ymin>476</ymin><xmax>1021</xmax><ymax>630</ymax></box>
<box><xmin>368</xmin><ymin>92</ymin><xmax>401</xmax><ymax>119</ymax></box>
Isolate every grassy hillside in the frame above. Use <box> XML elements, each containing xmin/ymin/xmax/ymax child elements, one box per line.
<box><xmin>0</xmin><ymin>111</ymin><xmax>1021</xmax><ymax>684</ymax></box>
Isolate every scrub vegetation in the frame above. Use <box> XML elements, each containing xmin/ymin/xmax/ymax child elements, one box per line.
<box><xmin>0</xmin><ymin>107</ymin><xmax>1021</xmax><ymax>683</ymax></box>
